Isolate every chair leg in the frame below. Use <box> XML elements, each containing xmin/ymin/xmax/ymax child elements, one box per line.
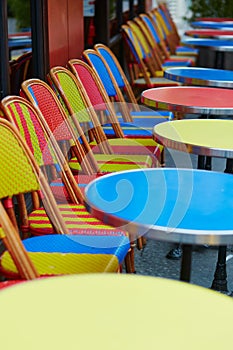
<box><xmin>124</xmin><ymin>250</ymin><xmax>133</xmax><ymax>273</ymax></box>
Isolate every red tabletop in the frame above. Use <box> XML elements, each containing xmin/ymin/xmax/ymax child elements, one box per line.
<box><xmin>185</xmin><ymin>29</ymin><xmax>233</xmax><ymax>38</ymax></box>
<box><xmin>141</xmin><ymin>86</ymin><xmax>233</xmax><ymax>115</ymax></box>
<box><xmin>196</xmin><ymin>18</ymin><xmax>233</xmax><ymax>22</ymax></box>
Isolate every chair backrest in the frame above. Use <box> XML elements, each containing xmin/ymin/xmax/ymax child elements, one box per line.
<box><xmin>81</xmin><ymin>49</ymin><xmax>133</xmax><ymax>121</ymax></box>
<box><xmin>1</xmin><ymin>95</ymin><xmax>55</xmax><ymax>168</ymax></box>
<box><xmin>82</xmin><ymin>49</ymin><xmax>119</xmax><ymax>101</ymax></box>
<box><xmin>21</xmin><ymin>78</ymin><xmax>97</xmax><ymax>174</ymax></box>
<box><xmin>94</xmin><ymin>43</ymin><xmax>139</xmax><ymax>107</ymax></box>
<box><xmin>67</xmin><ymin>58</ymin><xmax>132</xmax><ymax>127</ymax></box>
<box><xmin>126</xmin><ymin>19</ymin><xmax>160</xmax><ymax>76</ymax></box>
<box><xmin>0</xmin><ymin>118</ymin><xmax>71</xmax><ymax>278</ymax></box>
<box><xmin>150</xmin><ymin>8</ymin><xmax>176</xmax><ymax>55</ymax></box>
<box><xmin>10</xmin><ymin>51</ymin><xmax>33</xmax><ymax>95</ymax></box>
<box><xmin>158</xmin><ymin>2</ymin><xmax>180</xmax><ymax>44</ymax></box>
<box><xmin>121</xmin><ymin>24</ymin><xmax>155</xmax><ymax>87</ymax></box>
<box><xmin>49</xmin><ymin>65</ymin><xmax>124</xmax><ymax>145</ymax></box>
<box><xmin>1</xmin><ymin>95</ymin><xmax>84</xmax><ymax>204</ymax></box>
<box><xmin>138</xmin><ymin>13</ymin><xmax>170</xmax><ymax>61</ymax></box>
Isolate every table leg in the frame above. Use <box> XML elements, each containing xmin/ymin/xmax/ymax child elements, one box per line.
<box><xmin>180</xmin><ymin>244</ymin><xmax>192</xmax><ymax>282</ymax></box>
<box><xmin>225</xmin><ymin>159</ymin><xmax>233</xmax><ymax>173</ymax></box>
<box><xmin>210</xmin><ymin>163</ymin><xmax>233</xmax><ymax>293</ymax></box>
<box><xmin>198</xmin><ymin>155</ymin><xmax>212</xmax><ymax>171</ymax></box>
<box><xmin>204</xmin><ymin>156</ymin><xmax>212</xmax><ymax>170</ymax></box>
<box><xmin>197</xmin><ymin>155</ymin><xmax>205</xmax><ymax>169</ymax></box>
<box><xmin>211</xmin><ymin>246</ymin><xmax>228</xmax><ymax>293</ymax></box>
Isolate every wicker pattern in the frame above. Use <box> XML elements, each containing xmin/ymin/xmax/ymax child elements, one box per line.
<box><xmin>50</xmin><ymin>174</ymin><xmax>99</xmax><ymax>200</ymax></box>
<box><xmin>0</xmin><ymin>234</ymin><xmax>130</xmax><ymax>277</ymax></box>
<box><xmin>55</xmin><ymin>72</ymin><xmax>91</xmax><ymax>123</ymax></box>
<box><xmin>1</xmin><ymin>252</ymin><xmax>119</xmax><ymax>276</ymax></box>
<box><xmin>0</xmin><ymin>125</ymin><xmax>39</xmax><ymax>198</ymax></box>
<box><xmin>91</xmin><ymin>138</ymin><xmax>162</xmax><ymax>157</ymax></box>
<box><xmin>69</xmin><ymin>153</ymin><xmax>154</xmax><ymax>173</ymax></box>
<box><xmin>81</xmin><ymin>55</ymin><xmax>117</xmax><ymax>99</ymax></box>
<box><xmin>0</xmin><ymin>119</ymin><xmax>131</xmax><ymax>277</ymax></box>
<box><xmin>7</xmin><ymin>101</ymin><xmax>56</xmax><ymax>166</ymax></box>
<box><xmin>121</xmin><ymin>24</ymin><xmax>181</xmax><ymax>88</ymax></box>
<box><xmin>28</xmin><ymin>204</ymin><xmax>129</xmax><ymax>236</ymax></box>
<box><xmin>27</xmin><ymin>84</ymin><xmax>73</xmax><ymax>141</ymax></box>
<box><xmin>74</xmin><ymin>63</ymin><xmax>111</xmax><ymax>106</ymax></box>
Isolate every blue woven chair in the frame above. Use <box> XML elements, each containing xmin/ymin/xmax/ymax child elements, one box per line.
<box><xmin>93</xmin><ymin>43</ymin><xmax>174</xmax><ymax>129</ymax></box>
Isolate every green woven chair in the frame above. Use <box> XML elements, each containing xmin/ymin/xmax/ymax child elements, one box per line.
<box><xmin>47</xmin><ymin>65</ymin><xmax>161</xmax><ymax>162</ymax></box>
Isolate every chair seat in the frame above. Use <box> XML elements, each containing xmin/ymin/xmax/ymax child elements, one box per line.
<box><xmin>162</xmin><ymin>59</ymin><xmax>193</xmax><ymax>67</ymax></box>
<box><xmin>102</xmin><ymin>122</ymin><xmax>152</xmax><ymax>137</ymax></box>
<box><xmin>28</xmin><ymin>204</ymin><xmax>130</xmax><ymax>236</ymax></box>
<box><xmin>116</xmin><ymin>112</ymin><xmax>173</xmax><ymax>131</ymax></box>
<box><xmin>50</xmin><ymin>174</ymin><xmax>101</xmax><ymax>201</ymax></box>
<box><xmin>175</xmin><ymin>46</ymin><xmax>199</xmax><ymax>56</ymax></box>
<box><xmin>90</xmin><ymin>138</ymin><xmax>162</xmax><ymax>156</ymax></box>
<box><xmin>133</xmin><ymin>77</ymin><xmax>181</xmax><ymax>88</ymax></box>
<box><xmin>69</xmin><ymin>152</ymin><xmax>156</xmax><ymax>174</ymax></box>
<box><xmin>0</xmin><ymin>234</ymin><xmax>130</xmax><ymax>278</ymax></box>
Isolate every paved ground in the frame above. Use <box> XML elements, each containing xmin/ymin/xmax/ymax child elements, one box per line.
<box><xmin>132</xmin><ymin>146</ymin><xmax>233</xmax><ymax>296</ymax></box>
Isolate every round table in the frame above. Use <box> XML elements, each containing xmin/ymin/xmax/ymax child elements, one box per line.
<box><xmin>191</xmin><ymin>21</ymin><xmax>233</xmax><ymax>29</ymax></box>
<box><xmin>141</xmin><ymin>87</ymin><xmax>233</xmax><ymax>291</ymax></box>
<box><xmin>141</xmin><ymin>86</ymin><xmax>233</xmax><ymax>115</ymax></box>
<box><xmin>1</xmin><ymin>274</ymin><xmax>233</xmax><ymax>349</ymax></box>
<box><xmin>181</xmin><ymin>38</ymin><xmax>233</xmax><ymax>69</ymax></box>
<box><xmin>85</xmin><ymin>168</ymin><xmax>233</xmax><ymax>285</ymax></box>
<box><xmin>164</xmin><ymin>67</ymin><xmax>233</xmax><ymax>88</ymax></box>
<box><xmin>153</xmin><ymin>118</ymin><xmax>233</xmax><ymax>160</ymax></box>
<box><xmin>182</xmin><ymin>38</ymin><xmax>233</xmax><ymax>51</ymax></box>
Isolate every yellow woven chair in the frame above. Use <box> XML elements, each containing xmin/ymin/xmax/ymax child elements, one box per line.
<box><xmin>0</xmin><ymin>107</ymin><xmax>132</xmax><ymax>275</ymax></box>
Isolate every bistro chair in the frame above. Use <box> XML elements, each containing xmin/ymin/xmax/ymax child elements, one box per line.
<box><xmin>0</xmin><ymin>95</ymin><xmax>88</xmax><ymax>203</ymax></box>
<box><xmin>150</xmin><ymin>7</ymin><xmax>198</xmax><ymax>57</ymax></box>
<box><xmin>137</xmin><ymin>14</ymin><xmax>196</xmax><ymax>65</ymax></box>
<box><xmin>21</xmin><ymin>78</ymin><xmax>157</xmax><ymax>170</ymax></box>
<box><xmin>21</xmin><ymin>77</ymin><xmax>151</xmax><ymax>254</ymax></box>
<box><xmin>0</xmin><ymin>119</ymin><xmax>131</xmax><ymax>279</ymax></box>
<box><xmin>82</xmin><ymin>45</ymin><xmax>174</xmax><ymax>129</ymax></box>
<box><xmin>47</xmin><ymin>65</ymin><xmax>161</xmax><ymax>160</ymax></box>
<box><xmin>77</xmin><ymin>50</ymin><xmax>168</xmax><ymax>165</ymax></box>
<box><xmin>121</xmin><ymin>23</ymin><xmax>181</xmax><ymax>92</ymax></box>
<box><xmin>9</xmin><ymin>51</ymin><xmax>33</xmax><ymax>95</ymax></box>
<box><xmin>128</xmin><ymin>18</ymin><xmax>195</xmax><ymax>69</ymax></box>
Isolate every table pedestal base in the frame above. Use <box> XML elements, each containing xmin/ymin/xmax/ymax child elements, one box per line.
<box><xmin>225</xmin><ymin>159</ymin><xmax>233</xmax><ymax>173</ymax></box>
<box><xmin>180</xmin><ymin>244</ymin><xmax>193</xmax><ymax>282</ymax></box>
<box><xmin>211</xmin><ymin>246</ymin><xmax>229</xmax><ymax>293</ymax></box>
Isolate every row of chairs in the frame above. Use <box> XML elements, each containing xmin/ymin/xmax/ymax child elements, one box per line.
<box><xmin>0</xmin><ymin>37</ymin><xmax>175</xmax><ymax>288</ymax></box>
<box><xmin>120</xmin><ymin>4</ymin><xmax>198</xmax><ymax>98</ymax></box>
<box><xmin>1</xmin><ymin>4</ymin><xmax>192</xmax><ymax>288</ymax></box>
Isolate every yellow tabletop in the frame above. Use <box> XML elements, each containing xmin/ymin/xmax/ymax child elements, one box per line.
<box><xmin>154</xmin><ymin>119</ymin><xmax>233</xmax><ymax>157</ymax></box>
<box><xmin>1</xmin><ymin>274</ymin><xmax>233</xmax><ymax>349</ymax></box>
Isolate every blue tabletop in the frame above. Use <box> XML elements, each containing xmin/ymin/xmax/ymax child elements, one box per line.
<box><xmin>85</xmin><ymin>168</ymin><xmax>233</xmax><ymax>245</ymax></box>
<box><xmin>164</xmin><ymin>67</ymin><xmax>233</xmax><ymax>88</ymax></box>
<box><xmin>182</xmin><ymin>38</ymin><xmax>233</xmax><ymax>50</ymax></box>
<box><xmin>8</xmin><ymin>38</ymin><xmax>32</xmax><ymax>49</ymax></box>
<box><xmin>192</xmin><ymin>21</ymin><xmax>233</xmax><ymax>29</ymax></box>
